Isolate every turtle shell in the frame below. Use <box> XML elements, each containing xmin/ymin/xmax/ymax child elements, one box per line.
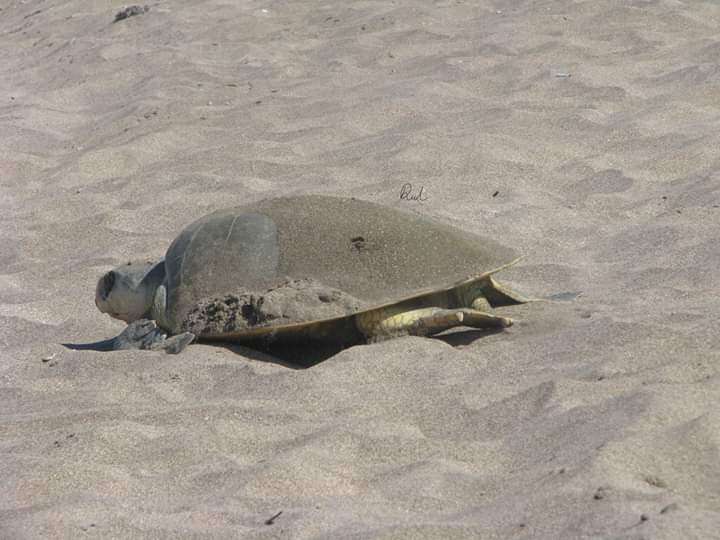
<box><xmin>163</xmin><ymin>195</ymin><xmax>518</xmax><ymax>338</ymax></box>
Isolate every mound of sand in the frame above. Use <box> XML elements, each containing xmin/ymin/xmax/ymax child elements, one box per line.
<box><xmin>182</xmin><ymin>279</ymin><xmax>365</xmax><ymax>335</ymax></box>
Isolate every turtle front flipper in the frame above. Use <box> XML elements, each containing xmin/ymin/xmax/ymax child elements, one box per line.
<box><xmin>112</xmin><ymin>319</ymin><xmax>195</xmax><ymax>354</ymax></box>
<box><xmin>112</xmin><ymin>319</ymin><xmax>166</xmax><ymax>350</ymax></box>
<box><xmin>356</xmin><ymin>306</ymin><xmax>512</xmax><ymax>340</ymax></box>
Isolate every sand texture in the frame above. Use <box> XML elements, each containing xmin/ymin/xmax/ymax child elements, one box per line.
<box><xmin>2</xmin><ymin>0</ymin><xmax>720</xmax><ymax>538</ymax></box>
<box><xmin>182</xmin><ymin>279</ymin><xmax>365</xmax><ymax>337</ymax></box>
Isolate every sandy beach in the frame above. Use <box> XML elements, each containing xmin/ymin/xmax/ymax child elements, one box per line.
<box><xmin>2</xmin><ymin>0</ymin><xmax>719</xmax><ymax>537</ymax></box>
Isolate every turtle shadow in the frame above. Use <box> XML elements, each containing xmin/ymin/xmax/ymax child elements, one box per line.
<box><xmin>222</xmin><ymin>328</ymin><xmax>507</xmax><ymax>368</ymax></box>
<box><xmin>60</xmin><ymin>338</ymin><xmax>338</xmax><ymax>369</ymax></box>
<box><xmin>63</xmin><ymin>329</ymin><xmax>506</xmax><ymax>369</ymax></box>
<box><xmin>218</xmin><ymin>340</ymin><xmax>353</xmax><ymax>369</ymax></box>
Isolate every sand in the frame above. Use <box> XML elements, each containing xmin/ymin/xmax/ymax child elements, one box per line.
<box><xmin>2</xmin><ymin>0</ymin><xmax>719</xmax><ymax>538</ymax></box>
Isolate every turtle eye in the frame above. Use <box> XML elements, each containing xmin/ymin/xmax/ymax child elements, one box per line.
<box><xmin>100</xmin><ymin>271</ymin><xmax>116</xmax><ymax>300</ymax></box>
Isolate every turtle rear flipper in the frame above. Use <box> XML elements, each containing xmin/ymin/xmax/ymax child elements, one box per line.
<box><xmin>454</xmin><ymin>258</ymin><xmax>535</xmax><ymax>308</ymax></box>
<box><xmin>356</xmin><ymin>306</ymin><xmax>513</xmax><ymax>340</ymax></box>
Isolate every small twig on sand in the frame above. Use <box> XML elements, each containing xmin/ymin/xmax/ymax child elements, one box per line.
<box><xmin>265</xmin><ymin>511</ymin><xmax>283</xmax><ymax>525</ymax></box>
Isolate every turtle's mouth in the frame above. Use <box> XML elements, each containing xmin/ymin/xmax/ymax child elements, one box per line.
<box><xmin>94</xmin><ymin>295</ymin><xmax>110</xmax><ymax>314</ymax></box>
<box><xmin>94</xmin><ymin>297</ymin><xmax>121</xmax><ymax>320</ymax></box>
<box><xmin>106</xmin><ymin>311</ymin><xmax>130</xmax><ymax>323</ymax></box>
<box><xmin>105</xmin><ymin>308</ymin><xmax>124</xmax><ymax>320</ymax></box>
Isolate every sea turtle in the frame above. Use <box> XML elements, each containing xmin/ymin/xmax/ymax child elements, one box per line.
<box><xmin>95</xmin><ymin>195</ymin><xmax>531</xmax><ymax>354</ymax></box>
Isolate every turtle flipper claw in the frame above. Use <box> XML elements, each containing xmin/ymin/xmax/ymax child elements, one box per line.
<box><xmin>154</xmin><ymin>332</ymin><xmax>195</xmax><ymax>354</ymax></box>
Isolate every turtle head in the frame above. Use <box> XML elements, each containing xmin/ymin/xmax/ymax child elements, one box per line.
<box><xmin>95</xmin><ymin>261</ymin><xmax>166</xmax><ymax>323</ymax></box>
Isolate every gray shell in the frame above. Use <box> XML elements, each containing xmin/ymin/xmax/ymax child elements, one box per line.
<box><xmin>162</xmin><ymin>195</ymin><xmax>517</xmax><ymax>337</ymax></box>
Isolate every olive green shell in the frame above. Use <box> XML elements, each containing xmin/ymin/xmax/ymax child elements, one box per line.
<box><xmin>163</xmin><ymin>195</ymin><xmax>517</xmax><ymax>337</ymax></box>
